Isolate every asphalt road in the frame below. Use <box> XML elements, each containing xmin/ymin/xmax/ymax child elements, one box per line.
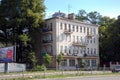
<box><xmin>0</xmin><ymin>71</ymin><xmax>119</xmax><ymax>80</ymax></box>
<box><xmin>40</xmin><ymin>75</ymin><xmax>120</xmax><ymax>80</ymax></box>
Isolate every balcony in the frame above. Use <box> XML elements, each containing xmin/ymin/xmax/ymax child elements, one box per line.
<box><xmin>86</xmin><ymin>33</ymin><xmax>94</xmax><ymax>38</ymax></box>
<box><xmin>64</xmin><ymin>30</ymin><xmax>73</xmax><ymax>35</ymax></box>
<box><xmin>72</xmin><ymin>41</ymin><xmax>87</xmax><ymax>47</ymax></box>
<box><xmin>84</xmin><ymin>54</ymin><xmax>99</xmax><ymax>58</ymax></box>
<box><xmin>42</xmin><ymin>40</ymin><xmax>53</xmax><ymax>46</ymax></box>
<box><xmin>42</xmin><ymin>28</ymin><xmax>52</xmax><ymax>34</ymax></box>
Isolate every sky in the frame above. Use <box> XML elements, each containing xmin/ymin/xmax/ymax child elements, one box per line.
<box><xmin>44</xmin><ymin>0</ymin><xmax>120</xmax><ymax>18</ymax></box>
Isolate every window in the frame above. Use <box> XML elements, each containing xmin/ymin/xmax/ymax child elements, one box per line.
<box><xmin>84</xmin><ymin>27</ymin><xmax>86</xmax><ymax>33</ymax></box>
<box><xmin>73</xmin><ymin>47</ymin><xmax>77</xmax><ymax>54</ymax></box>
<box><xmin>91</xmin><ymin>48</ymin><xmax>93</xmax><ymax>55</ymax></box>
<box><xmin>69</xmin><ymin>24</ymin><xmax>71</xmax><ymax>31</ymax></box>
<box><xmin>69</xmin><ymin>48</ymin><xmax>71</xmax><ymax>54</ymax></box>
<box><xmin>90</xmin><ymin>39</ymin><xmax>92</xmax><ymax>43</ymax></box>
<box><xmin>84</xmin><ymin>48</ymin><xmax>86</xmax><ymax>54</ymax></box>
<box><xmin>80</xmin><ymin>26</ymin><xmax>82</xmax><ymax>32</ymax></box>
<box><xmin>86</xmin><ymin>60</ymin><xmax>90</xmax><ymax>66</ymax></box>
<box><xmin>87</xmin><ymin>28</ymin><xmax>89</xmax><ymax>34</ymax></box>
<box><xmin>87</xmin><ymin>48</ymin><xmax>89</xmax><ymax>54</ymax></box>
<box><xmin>50</xmin><ymin>34</ymin><xmax>52</xmax><ymax>41</ymax></box>
<box><xmin>60</xmin><ymin>23</ymin><xmax>62</xmax><ymax>30</ymax></box>
<box><xmin>72</xmin><ymin>25</ymin><xmax>75</xmax><ymax>31</ymax></box>
<box><xmin>87</xmin><ymin>38</ymin><xmax>89</xmax><ymax>43</ymax></box>
<box><xmin>81</xmin><ymin>48</ymin><xmax>83</xmax><ymax>53</ymax></box>
<box><xmin>90</xmin><ymin>28</ymin><xmax>92</xmax><ymax>34</ymax></box>
<box><xmin>93</xmin><ymin>38</ymin><xmax>95</xmax><ymax>43</ymax></box>
<box><xmin>93</xmin><ymin>28</ymin><xmax>96</xmax><ymax>34</ymax></box>
<box><xmin>61</xmin><ymin>59</ymin><xmax>67</xmax><ymax>66</ymax></box>
<box><xmin>76</xmin><ymin>26</ymin><xmax>78</xmax><ymax>32</ymax></box>
<box><xmin>80</xmin><ymin>37</ymin><xmax>82</xmax><ymax>42</ymax></box>
<box><xmin>64</xmin><ymin>23</ymin><xmax>67</xmax><ymax>30</ymax></box>
<box><xmin>65</xmin><ymin>46</ymin><xmax>67</xmax><ymax>53</ymax></box>
<box><xmin>94</xmin><ymin>48</ymin><xmax>96</xmax><ymax>54</ymax></box>
<box><xmin>69</xmin><ymin>60</ymin><xmax>75</xmax><ymax>66</ymax></box>
<box><xmin>92</xmin><ymin>60</ymin><xmax>96</xmax><ymax>66</ymax></box>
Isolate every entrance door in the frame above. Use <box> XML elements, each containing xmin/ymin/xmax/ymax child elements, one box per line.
<box><xmin>77</xmin><ymin>58</ymin><xmax>82</xmax><ymax>68</ymax></box>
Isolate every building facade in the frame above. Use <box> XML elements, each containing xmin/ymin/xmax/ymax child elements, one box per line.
<box><xmin>40</xmin><ymin>13</ymin><xmax>99</xmax><ymax>70</ymax></box>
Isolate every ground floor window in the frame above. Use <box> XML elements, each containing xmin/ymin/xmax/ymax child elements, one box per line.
<box><xmin>92</xmin><ymin>59</ymin><xmax>96</xmax><ymax>66</ymax></box>
<box><xmin>61</xmin><ymin>59</ymin><xmax>67</xmax><ymax>66</ymax></box>
<box><xmin>69</xmin><ymin>59</ymin><xmax>75</xmax><ymax>67</ymax></box>
<box><xmin>85</xmin><ymin>60</ymin><xmax>90</xmax><ymax>66</ymax></box>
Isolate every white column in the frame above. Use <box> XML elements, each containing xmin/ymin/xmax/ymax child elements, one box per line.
<box><xmin>67</xmin><ymin>59</ymin><xmax>69</xmax><ymax>67</ymax></box>
<box><xmin>90</xmin><ymin>59</ymin><xmax>92</xmax><ymax>67</ymax></box>
<box><xmin>75</xmin><ymin>58</ymin><xmax>78</xmax><ymax>65</ymax></box>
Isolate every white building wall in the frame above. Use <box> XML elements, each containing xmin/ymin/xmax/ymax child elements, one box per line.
<box><xmin>56</xmin><ymin>19</ymin><xmax>99</xmax><ymax>57</ymax></box>
<box><xmin>41</xmin><ymin>17</ymin><xmax>99</xmax><ymax>69</ymax></box>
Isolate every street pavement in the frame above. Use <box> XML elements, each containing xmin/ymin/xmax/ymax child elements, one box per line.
<box><xmin>40</xmin><ymin>75</ymin><xmax>120</xmax><ymax>80</ymax></box>
<box><xmin>0</xmin><ymin>71</ymin><xmax>119</xmax><ymax>80</ymax></box>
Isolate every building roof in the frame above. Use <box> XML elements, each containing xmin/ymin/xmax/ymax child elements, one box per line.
<box><xmin>45</xmin><ymin>17</ymin><xmax>99</xmax><ymax>27</ymax></box>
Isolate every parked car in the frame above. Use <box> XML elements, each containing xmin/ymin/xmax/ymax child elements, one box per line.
<box><xmin>111</xmin><ymin>66</ymin><xmax>120</xmax><ymax>72</ymax></box>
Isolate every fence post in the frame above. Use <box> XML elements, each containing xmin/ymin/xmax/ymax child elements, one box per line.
<box><xmin>44</xmin><ymin>68</ymin><xmax>46</xmax><ymax>78</ymax></box>
<box><xmin>103</xmin><ymin>64</ymin><xmax>106</xmax><ymax>73</ymax></box>
<box><xmin>22</xmin><ymin>68</ymin><xmax>25</xmax><ymax>80</ymax></box>
<box><xmin>61</xmin><ymin>69</ymin><xmax>63</xmax><ymax>76</ymax></box>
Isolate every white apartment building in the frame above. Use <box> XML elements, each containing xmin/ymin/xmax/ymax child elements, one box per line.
<box><xmin>40</xmin><ymin>13</ymin><xmax>99</xmax><ymax>70</ymax></box>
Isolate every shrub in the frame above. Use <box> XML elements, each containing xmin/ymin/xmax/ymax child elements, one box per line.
<box><xmin>34</xmin><ymin>65</ymin><xmax>46</xmax><ymax>71</ymax></box>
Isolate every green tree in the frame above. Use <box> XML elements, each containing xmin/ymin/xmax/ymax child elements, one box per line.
<box><xmin>77</xmin><ymin>10</ymin><xmax>102</xmax><ymax>24</ymax></box>
<box><xmin>19</xmin><ymin>33</ymin><xmax>31</xmax><ymax>47</ymax></box>
<box><xmin>99</xmin><ymin>16</ymin><xmax>116</xmax><ymax>65</ymax></box>
<box><xmin>107</xmin><ymin>16</ymin><xmax>120</xmax><ymax>62</ymax></box>
<box><xmin>0</xmin><ymin>0</ymin><xmax>45</xmax><ymax>64</ymax></box>
<box><xmin>87</xmin><ymin>11</ymin><xmax>102</xmax><ymax>24</ymax></box>
<box><xmin>76</xmin><ymin>9</ymin><xmax>87</xmax><ymax>21</ymax></box>
<box><xmin>43</xmin><ymin>53</ymin><xmax>52</xmax><ymax>66</ymax></box>
<box><xmin>28</xmin><ymin>51</ymin><xmax>37</xmax><ymax>68</ymax></box>
<box><xmin>57</xmin><ymin>53</ymin><xmax>63</xmax><ymax>69</ymax></box>
<box><xmin>98</xmin><ymin>16</ymin><xmax>115</xmax><ymax>26</ymax></box>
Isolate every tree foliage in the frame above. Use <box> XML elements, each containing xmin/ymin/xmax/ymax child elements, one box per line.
<box><xmin>57</xmin><ymin>53</ymin><xmax>63</xmax><ymax>70</ymax></box>
<box><xmin>77</xmin><ymin>9</ymin><xmax>120</xmax><ymax>66</ymax></box>
<box><xmin>57</xmin><ymin>53</ymin><xmax>63</xmax><ymax>65</ymax></box>
<box><xmin>76</xmin><ymin>9</ymin><xmax>87</xmax><ymax>21</ymax></box>
<box><xmin>43</xmin><ymin>53</ymin><xmax>52</xmax><ymax>66</ymax></box>
<box><xmin>99</xmin><ymin>16</ymin><xmax>120</xmax><ymax>66</ymax></box>
<box><xmin>77</xmin><ymin>10</ymin><xmax>101</xmax><ymax>24</ymax></box>
<box><xmin>0</xmin><ymin>0</ymin><xmax>45</xmax><ymax>65</ymax></box>
<box><xmin>19</xmin><ymin>33</ymin><xmax>31</xmax><ymax>46</ymax></box>
<box><xmin>87</xmin><ymin>11</ymin><xmax>102</xmax><ymax>24</ymax></box>
<box><xmin>28</xmin><ymin>51</ymin><xmax>37</xmax><ymax>68</ymax></box>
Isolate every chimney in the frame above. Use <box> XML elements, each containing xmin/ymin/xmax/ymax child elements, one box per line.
<box><xmin>68</xmin><ymin>13</ymin><xmax>76</xmax><ymax>20</ymax></box>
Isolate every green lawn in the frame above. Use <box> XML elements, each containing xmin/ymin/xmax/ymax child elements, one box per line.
<box><xmin>4</xmin><ymin>71</ymin><xmax>120</xmax><ymax>80</ymax></box>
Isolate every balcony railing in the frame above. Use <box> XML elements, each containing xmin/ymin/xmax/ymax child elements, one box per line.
<box><xmin>42</xmin><ymin>40</ymin><xmax>53</xmax><ymax>46</ymax></box>
<box><xmin>86</xmin><ymin>33</ymin><xmax>94</xmax><ymax>38</ymax></box>
<box><xmin>42</xmin><ymin>28</ymin><xmax>52</xmax><ymax>34</ymax></box>
<box><xmin>83</xmin><ymin>54</ymin><xmax>99</xmax><ymax>58</ymax></box>
<box><xmin>72</xmin><ymin>41</ymin><xmax>87</xmax><ymax>47</ymax></box>
<box><xmin>64</xmin><ymin>30</ymin><xmax>73</xmax><ymax>35</ymax></box>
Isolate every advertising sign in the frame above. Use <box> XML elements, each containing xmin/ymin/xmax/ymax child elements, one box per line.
<box><xmin>0</xmin><ymin>46</ymin><xmax>14</xmax><ymax>62</ymax></box>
